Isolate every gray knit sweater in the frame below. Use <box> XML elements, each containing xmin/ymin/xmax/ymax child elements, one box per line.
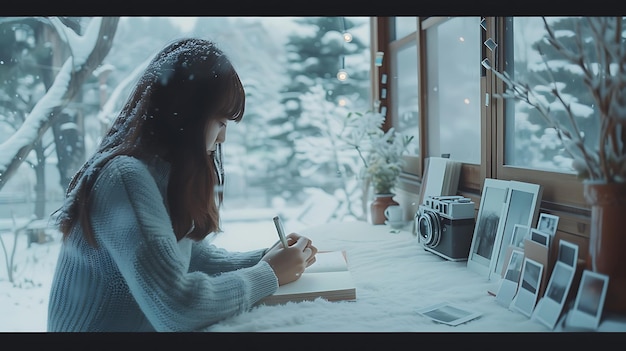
<box><xmin>47</xmin><ymin>155</ymin><xmax>278</xmax><ymax>332</ymax></box>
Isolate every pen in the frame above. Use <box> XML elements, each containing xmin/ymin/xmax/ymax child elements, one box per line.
<box><xmin>273</xmin><ymin>215</ymin><xmax>289</xmax><ymax>248</ymax></box>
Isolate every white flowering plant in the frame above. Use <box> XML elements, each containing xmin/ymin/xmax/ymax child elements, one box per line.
<box><xmin>342</xmin><ymin>110</ymin><xmax>414</xmax><ymax>194</ymax></box>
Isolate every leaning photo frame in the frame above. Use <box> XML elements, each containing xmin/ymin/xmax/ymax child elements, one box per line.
<box><xmin>532</xmin><ymin>261</ymin><xmax>576</xmax><ymax>329</ymax></box>
<box><xmin>467</xmin><ymin>178</ymin><xmax>510</xmax><ymax>278</ymax></box>
<box><xmin>495</xmin><ymin>248</ymin><xmax>525</xmax><ymax>307</ymax></box>
<box><xmin>510</xmin><ymin>257</ymin><xmax>544</xmax><ymax>318</ymax></box>
<box><xmin>532</xmin><ymin>240</ymin><xmax>578</xmax><ymax>330</ymax></box>
<box><xmin>537</xmin><ymin>213</ymin><xmax>559</xmax><ymax>237</ymax></box>
<box><xmin>565</xmin><ymin>270</ymin><xmax>609</xmax><ymax>330</ymax></box>
<box><xmin>488</xmin><ymin>181</ymin><xmax>542</xmax><ymax>281</ymax></box>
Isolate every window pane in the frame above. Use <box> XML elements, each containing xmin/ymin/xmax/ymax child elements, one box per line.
<box><xmin>426</xmin><ymin>17</ymin><xmax>481</xmax><ymax>163</ymax></box>
<box><xmin>503</xmin><ymin>17</ymin><xmax>601</xmax><ymax>174</ymax></box>
<box><xmin>394</xmin><ymin>17</ymin><xmax>417</xmax><ymax>40</ymax></box>
<box><xmin>391</xmin><ymin>42</ymin><xmax>419</xmax><ymax>155</ymax></box>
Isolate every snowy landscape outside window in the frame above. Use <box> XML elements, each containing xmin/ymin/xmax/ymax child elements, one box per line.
<box><xmin>504</xmin><ymin>16</ymin><xmax>599</xmax><ymax>174</ymax></box>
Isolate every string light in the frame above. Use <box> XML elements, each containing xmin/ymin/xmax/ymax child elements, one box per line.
<box><xmin>337</xmin><ymin>69</ymin><xmax>349</xmax><ymax>82</ymax></box>
<box><xmin>337</xmin><ymin>17</ymin><xmax>350</xmax><ymax>82</ymax></box>
<box><xmin>337</xmin><ymin>55</ymin><xmax>348</xmax><ymax>82</ymax></box>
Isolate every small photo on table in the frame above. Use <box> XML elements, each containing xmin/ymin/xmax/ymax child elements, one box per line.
<box><xmin>416</xmin><ymin>302</ymin><xmax>482</xmax><ymax>326</ymax></box>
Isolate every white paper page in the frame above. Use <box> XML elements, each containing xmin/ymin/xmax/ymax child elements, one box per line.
<box><xmin>304</xmin><ymin>251</ymin><xmax>348</xmax><ymax>273</ymax></box>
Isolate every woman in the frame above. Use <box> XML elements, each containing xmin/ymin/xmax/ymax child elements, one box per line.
<box><xmin>47</xmin><ymin>38</ymin><xmax>317</xmax><ymax>332</ymax></box>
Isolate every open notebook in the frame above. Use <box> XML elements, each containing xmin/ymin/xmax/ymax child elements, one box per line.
<box><xmin>257</xmin><ymin>251</ymin><xmax>356</xmax><ymax>305</ymax></box>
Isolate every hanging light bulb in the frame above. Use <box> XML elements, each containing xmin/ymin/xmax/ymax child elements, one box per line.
<box><xmin>337</xmin><ymin>55</ymin><xmax>348</xmax><ymax>82</ymax></box>
<box><xmin>337</xmin><ymin>69</ymin><xmax>349</xmax><ymax>82</ymax></box>
<box><xmin>337</xmin><ymin>18</ymin><xmax>350</xmax><ymax>82</ymax></box>
<box><xmin>340</xmin><ymin>17</ymin><xmax>352</xmax><ymax>43</ymax></box>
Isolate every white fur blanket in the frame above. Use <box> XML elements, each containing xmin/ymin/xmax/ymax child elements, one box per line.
<box><xmin>206</xmin><ymin>221</ymin><xmax>550</xmax><ymax>332</ymax></box>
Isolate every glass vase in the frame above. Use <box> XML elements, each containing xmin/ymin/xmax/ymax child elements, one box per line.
<box><xmin>584</xmin><ymin>181</ymin><xmax>626</xmax><ymax>313</ymax></box>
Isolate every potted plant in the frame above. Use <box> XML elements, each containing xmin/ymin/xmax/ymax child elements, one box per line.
<box><xmin>343</xmin><ymin>110</ymin><xmax>414</xmax><ymax>224</ymax></box>
<box><xmin>485</xmin><ymin>17</ymin><xmax>626</xmax><ymax>312</ymax></box>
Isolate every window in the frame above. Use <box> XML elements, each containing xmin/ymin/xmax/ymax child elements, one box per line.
<box><xmin>494</xmin><ymin>17</ymin><xmax>589</xmax><ymax>209</ymax></box>
<box><xmin>393</xmin><ymin>17</ymin><xmax>417</xmax><ymax>40</ymax></box>
<box><xmin>373</xmin><ymin>17</ymin><xmax>421</xmax><ymax>182</ymax></box>
<box><xmin>503</xmin><ymin>17</ymin><xmax>596</xmax><ymax>175</ymax></box>
<box><xmin>424</xmin><ymin>17</ymin><xmax>481</xmax><ymax>164</ymax></box>
<box><xmin>389</xmin><ymin>17</ymin><xmax>419</xmax><ymax>155</ymax></box>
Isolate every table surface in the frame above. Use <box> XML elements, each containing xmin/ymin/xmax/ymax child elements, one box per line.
<box><xmin>205</xmin><ymin>220</ymin><xmax>626</xmax><ymax>332</ymax></box>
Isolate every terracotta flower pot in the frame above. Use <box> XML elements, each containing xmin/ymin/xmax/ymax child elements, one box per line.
<box><xmin>370</xmin><ymin>193</ymin><xmax>399</xmax><ymax>225</ymax></box>
<box><xmin>583</xmin><ymin>181</ymin><xmax>626</xmax><ymax>313</ymax></box>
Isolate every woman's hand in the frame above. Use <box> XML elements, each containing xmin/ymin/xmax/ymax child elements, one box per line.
<box><xmin>262</xmin><ymin>233</ymin><xmax>318</xmax><ymax>285</ymax></box>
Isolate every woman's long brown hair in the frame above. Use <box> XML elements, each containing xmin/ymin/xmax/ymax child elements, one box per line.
<box><xmin>52</xmin><ymin>38</ymin><xmax>245</xmax><ymax>247</ymax></box>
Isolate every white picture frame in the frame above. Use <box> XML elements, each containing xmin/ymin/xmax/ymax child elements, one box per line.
<box><xmin>495</xmin><ymin>248</ymin><xmax>525</xmax><ymax>307</ymax></box>
<box><xmin>467</xmin><ymin>178</ymin><xmax>510</xmax><ymax>277</ymax></box>
<box><xmin>565</xmin><ymin>270</ymin><xmax>609</xmax><ymax>330</ymax></box>
<box><xmin>489</xmin><ymin>181</ymin><xmax>543</xmax><ymax>281</ymax></box>
<box><xmin>510</xmin><ymin>257</ymin><xmax>544</xmax><ymax>317</ymax></box>
<box><xmin>537</xmin><ymin>213</ymin><xmax>559</xmax><ymax>237</ymax></box>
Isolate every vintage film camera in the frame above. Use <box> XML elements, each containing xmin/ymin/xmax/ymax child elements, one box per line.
<box><xmin>415</xmin><ymin>195</ymin><xmax>475</xmax><ymax>261</ymax></box>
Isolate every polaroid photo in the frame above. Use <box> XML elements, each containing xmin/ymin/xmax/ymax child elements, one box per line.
<box><xmin>557</xmin><ymin>240</ymin><xmax>579</xmax><ymax>267</ymax></box>
<box><xmin>531</xmin><ymin>261</ymin><xmax>576</xmax><ymax>329</ymax></box>
<box><xmin>510</xmin><ymin>257</ymin><xmax>544</xmax><ymax>317</ymax></box>
<box><xmin>416</xmin><ymin>302</ymin><xmax>482</xmax><ymax>326</ymax></box>
<box><xmin>495</xmin><ymin>249</ymin><xmax>525</xmax><ymax>307</ymax></box>
<box><xmin>565</xmin><ymin>270</ymin><xmax>609</xmax><ymax>330</ymax></box>
<box><xmin>510</xmin><ymin>224</ymin><xmax>530</xmax><ymax>249</ymax></box>
<box><xmin>537</xmin><ymin>213</ymin><xmax>559</xmax><ymax>237</ymax></box>
<box><xmin>530</xmin><ymin>228</ymin><xmax>550</xmax><ymax>248</ymax></box>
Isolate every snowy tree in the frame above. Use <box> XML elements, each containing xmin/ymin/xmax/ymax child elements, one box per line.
<box><xmin>278</xmin><ymin>17</ymin><xmax>370</xmax><ymax>197</ymax></box>
<box><xmin>0</xmin><ymin>17</ymin><xmax>119</xmax><ymax>197</ymax></box>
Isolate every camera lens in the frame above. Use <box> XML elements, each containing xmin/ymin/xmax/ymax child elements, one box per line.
<box><xmin>418</xmin><ymin>210</ymin><xmax>441</xmax><ymax>248</ymax></box>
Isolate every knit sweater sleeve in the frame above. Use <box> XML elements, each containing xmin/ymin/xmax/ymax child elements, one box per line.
<box><xmin>189</xmin><ymin>241</ymin><xmax>267</xmax><ymax>275</ymax></box>
<box><xmin>89</xmin><ymin>156</ymin><xmax>278</xmax><ymax>331</ymax></box>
